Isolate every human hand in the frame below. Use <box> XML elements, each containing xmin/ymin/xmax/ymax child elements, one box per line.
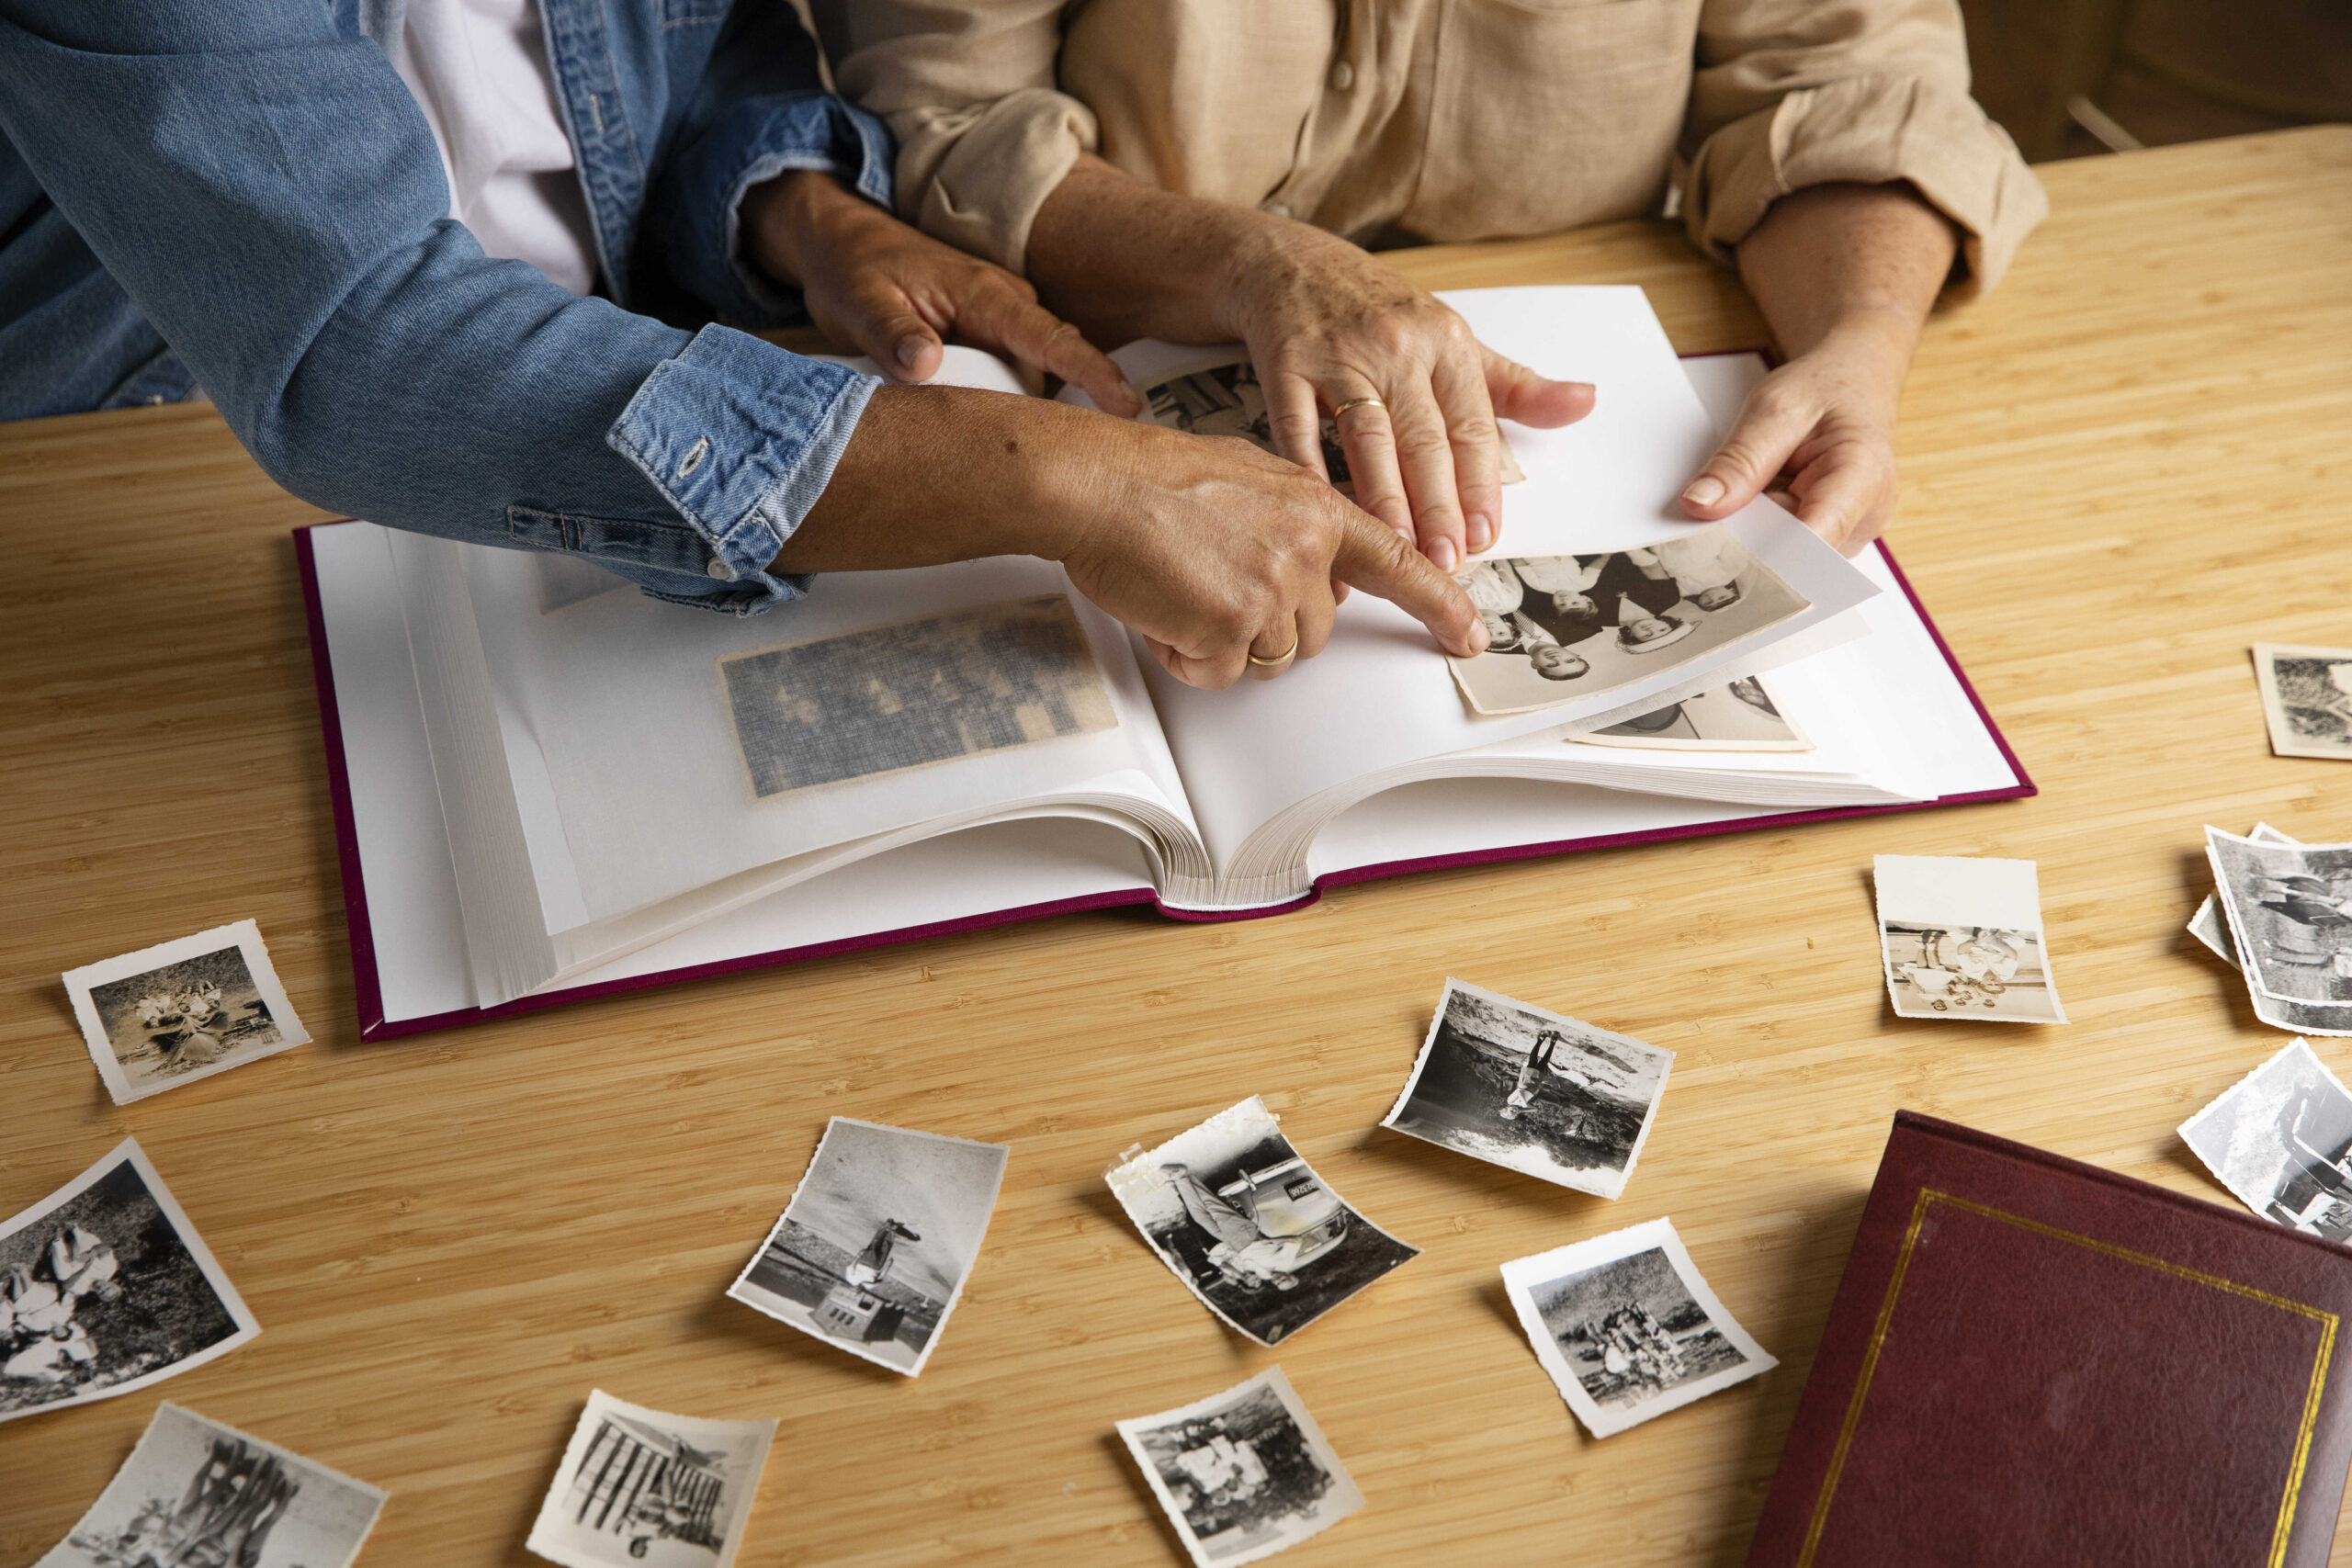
<box><xmin>778</xmin><ymin>389</ymin><xmax>1487</xmax><ymax>690</ymax></box>
<box><xmin>743</xmin><ymin>170</ymin><xmax>1139</xmax><ymax>415</ymax></box>
<box><xmin>1220</xmin><ymin>222</ymin><xmax>1595</xmax><ymax>571</ymax></box>
<box><xmin>1051</xmin><ymin>418</ymin><xmax>1490</xmax><ymax>688</ymax></box>
<box><xmin>1675</xmin><ymin>335</ymin><xmax>1904</xmax><ymax>556</ymax></box>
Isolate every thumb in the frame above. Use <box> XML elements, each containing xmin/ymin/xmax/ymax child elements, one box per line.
<box><xmin>1332</xmin><ymin>508</ymin><xmax>1489</xmax><ymax>658</ymax></box>
<box><xmin>1482</xmin><ymin>345</ymin><xmax>1596</xmax><ymax>429</ymax></box>
<box><xmin>817</xmin><ymin>277</ymin><xmax>944</xmax><ymax>384</ymax></box>
<box><xmin>1681</xmin><ymin>388</ymin><xmax>1813</xmax><ymax>520</ymax></box>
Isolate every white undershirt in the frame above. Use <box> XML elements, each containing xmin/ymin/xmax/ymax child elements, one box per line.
<box><xmin>388</xmin><ymin>0</ymin><xmax>601</xmax><ymax>297</ymax></box>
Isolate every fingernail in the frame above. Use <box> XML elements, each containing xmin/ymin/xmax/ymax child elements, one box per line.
<box><xmin>1118</xmin><ymin>376</ymin><xmax>1139</xmax><ymax>407</ymax></box>
<box><xmin>1465</xmin><ymin>513</ymin><xmax>1492</xmax><ymax>553</ymax></box>
<box><xmin>1681</xmin><ymin>476</ymin><xmax>1725</xmax><ymax>508</ymax></box>
<box><xmin>1468</xmin><ymin>618</ymin><xmax>1490</xmax><ymax>654</ymax></box>
<box><xmin>1429</xmin><ymin>536</ymin><xmax>1458</xmax><ymax>572</ymax></box>
<box><xmin>895</xmin><ymin>335</ymin><xmax>926</xmax><ymax>371</ymax></box>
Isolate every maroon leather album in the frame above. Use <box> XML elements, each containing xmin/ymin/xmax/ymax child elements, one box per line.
<box><xmin>1746</xmin><ymin>1111</ymin><xmax>2352</xmax><ymax>1568</ymax></box>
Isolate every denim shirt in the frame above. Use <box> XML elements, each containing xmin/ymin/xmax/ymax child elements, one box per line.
<box><xmin>0</xmin><ymin>0</ymin><xmax>889</xmax><ymax>613</ymax></box>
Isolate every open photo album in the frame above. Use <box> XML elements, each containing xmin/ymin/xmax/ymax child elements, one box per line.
<box><xmin>298</xmin><ymin>288</ymin><xmax>2030</xmax><ymax>1036</ymax></box>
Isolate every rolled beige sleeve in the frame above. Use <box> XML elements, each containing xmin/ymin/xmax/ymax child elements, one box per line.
<box><xmin>809</xmin><ymin>0</ymin><xmax>1097</xmax><ymax>273</ymax></box>
<box><xmin>1677</xmin><ymin>0</ymin><xmax>2047</xmax><ymax>294</ymax></box>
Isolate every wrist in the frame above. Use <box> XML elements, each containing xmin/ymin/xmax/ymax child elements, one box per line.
<box><xmin>742</xmin><ymin>168</ymin><xmax>866</xmax><ymax>289</ymax></box>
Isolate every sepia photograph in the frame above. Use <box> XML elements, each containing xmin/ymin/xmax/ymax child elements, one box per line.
<box><xmin>718</xmin><ymin>595</ymin><xmax>1117</xmax><ymax>797</ymax></box>
<box><xmin>0</xmin><ymin>1139</ymin><xmax>258</xmax><ymax>1425</ymax></box>
<box><xmin>2252</xmin><ymin>643</ymin><xmax>2352</xmax><ymax>761</ymax></box>
<box><xmin>728</xmin><ymin>1118</ymin><xmax>1009</xmax><ymax>1376</ymax></box>
<box><xmin>1873</xmin><ymin>854</ymin><xmax>2070</xmax><ymax>1023</ymax></box>
<box><xmin>1138</xmin><ymin>355</ymin><xmax>1353</xmax><ymax>491</ymax></box>
<box><xmin>1114</xmin><ymin>1366</ymin><xmax>1363</xmax><ymax>1568</ymax></box>
<box><xmin>526</xmin><ymin>1390</ymin><xmax>775</xmax><ymax>1568</ymax></box>
<box><xmin>2208</xmin><ymin>827</ymin><xmax>2352</xmax><ymax>1007</ymax></box>
<box><xmin>1500</xmin><ymin>1217</ymin><xmax>1776</xmax><ymax>1439</ymax></box>
<box><xmin>1106</xmin><ymin>1098</ymin><xmax>1419</xmax><ymax>1348</ymax></box>
<box><xmin>2179</xmin><ymin>1038</ymin><xmax>2352</xmax><ymax>1241</ymax></box>
<box><xmin>1569</xmin><ymin>674</ymin><xmax>1812</xmax><ymax>751</ymax></box>
<box><xmin>1447</xmin><ymin>531</ymin><xmax>1811</xmax><ymax>716</ymax></box>
<box><xmin>38</xmin><ymin>1401</ymin><xmax>386</xmax><ymax>1568</ymax></box>
<box><xmin>63</xmin><ymin>919</ymin><xmax>310</xmax><ymax>1105</ymax></box>
<box><xmin>1381</xmin><ymin>978</ymin><xmax>1673</xmax><ymax>1199</ymax></box>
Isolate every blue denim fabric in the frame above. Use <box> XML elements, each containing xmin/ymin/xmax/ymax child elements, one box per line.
<box><xmin>0</xmin><ymin>0</ymin><xmax>887</xmax><ymax>613</ymax></box>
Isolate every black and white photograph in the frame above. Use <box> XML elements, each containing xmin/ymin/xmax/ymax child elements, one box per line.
<box><xmin>526</xmin><ymin>1390</ymin><xmax>775</xmax><ymax>1568</ymax></box>
<box><xmin>1106</xmin><ymin>1098</ymin><xmax>1418</xmax><ymax>1348</ymax></box>
<box><xmin>2188</xmin><ymin>823</ymin><xmax>2352</xmax><ymax>1037</ymax></box>
<box><xmin>0</xmin><ymin>1138</ymin><xmax>258</xmax><ymax>1425</ymax></box>
<box><xmin>2178</xmin><ymin>1038</ymin><xmax>2352</xmax><ymax>1241</ymax></box>
<box><xmin>1114</xmin><ymin>1366</ymin><xmax>1363</xmax><ymax>1568</ymax></box>
<box><xmin>717</xmin><ymin>595</ymin><xmax>1117</xmax><ymax>797</ymax></box>
<box><xmin>37</xmin><ymin>1402</ymin><xmax>386</xmax><ymax>1568</ymax></box>
<box><xmin>2208</xmin><ymin>827</ymin><xmax>2352</xmax><ymax>1007</ymax></box>
<box><xmin>1569</xmin><ymin>674</ymin><xmax>1812</xmax><ymax>751</ymax></box>
<box><xmin>727</xmin><ymin>1117</ymin><xmax>1009</xmax><ymax>1376</ymax></box>
<box><xmin>1500</xmin><ymin>1217</ymin><xmax>1777</xmax><ymax>1439</ymax></box>
<box><xmin>1448</xmin><ymin>531</ymin><xmax>1811</xmax><ymax>716</ymax></box>
<box><xmin>62</xmin><ymin>919</ymin><xmax>310</xmax><ymax>1104</ymax></box>
<box><xmin>1139</xmin><ymin>355</ymin><xmax>1353</xmax><ymax>491</ymax></box>
<box><xmin>1872</xmin><ymin>853</ymin><xmax>2069</xmax><ymax>1023</ymax></box>
<box><xmin>1380</xmin><ymin>978</ymin><xmax>1673</xmax><ymax>1199</ymax></box>
<box><xmin>2252</xmin><ymin>643</ymin><xmax>2352</xmax><ymax>761</ymax></box>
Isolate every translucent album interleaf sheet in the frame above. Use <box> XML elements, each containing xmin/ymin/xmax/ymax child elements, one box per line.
<box><xmin>718</xmin><ymin>595</ymin><xmax>1117</xmax><ymax>796</ymax></box>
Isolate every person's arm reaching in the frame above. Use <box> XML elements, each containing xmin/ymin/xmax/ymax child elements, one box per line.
<box><xmin>1677</xmin><ymin>182</ymin><xmax>1956</xmax><ymax>553</ymax></box>
<box><xmin>1023</xmin><ymin>156</ymin><xmax>1595</xmax><ymax>574</ymax></box>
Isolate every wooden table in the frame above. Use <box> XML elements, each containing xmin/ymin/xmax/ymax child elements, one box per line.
<box><xmin>5</xmin><ymin>126</ymin><xmax>2349</xmax><ymax>1567</ymax></box>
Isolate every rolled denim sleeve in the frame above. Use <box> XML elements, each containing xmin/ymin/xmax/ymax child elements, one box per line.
<box><xmin>0</xmin><ymin>0</ymin><xmax>874</xmax><ymax>613</ymax></box>
<box><xmin>650</xmin><ymin>76</ymin><xmax>894</xmax><ymax>329</ymax></box>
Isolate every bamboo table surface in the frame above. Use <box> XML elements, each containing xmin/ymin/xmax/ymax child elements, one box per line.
<box><xmin>5</xmin><ymin>126</ymin><xmax>2350</xmax><ymax>1567</ymax></box>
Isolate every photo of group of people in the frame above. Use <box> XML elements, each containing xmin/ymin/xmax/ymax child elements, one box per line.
<box><xmin>1140</xmin><ymin>357</ymin><xmax>1353</xmax><ymax>491</ymax></box>
<box><xmin>0</xmin><ymin>1140</ymin><xmax>256</xmax><ymax>1425</ymax></box>
<box><xmin>1448</xmin><ymin>529</ymin><xmax>1810</xmax><ymax>716</ymax></box>
<box><xmin>2189</xmin><ymin>823</ymin><xmax>2352</xmax><ymax>1037</ymax></box>
<box><xmin>63</xmin><ymin>920</ymin><xmax>309</xmax><ymax>1104</ymax></box>
<box><xmin>2252</xmin><ymin>643</ymin><xmax>2352</xmax><ymax>761</ymax></box>
<box><xmin>1873</xmin><ymin>854</ymin><xmax>2070</xmax><ymax>1023</ymax></box>
<box><xmin>2208</xmin><ymin>828</ymin><xmax>2352</xmax><ymax>1007</ymax></box>
<box><xmin>1115</xmin><ymin>1367</ymin><xmax>1363</xmax><ymax>1568</ymax></box>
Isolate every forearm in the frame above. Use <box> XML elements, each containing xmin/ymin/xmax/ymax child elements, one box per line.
<box><xmin>1735</xmin><ymin>182</ymin><xmax>1959</xmax><ymax>402</ymax></box>
<box><xmin>1023</xmin><ymin>153</ymin><xmax>1290</xmax><ymax>345</ymax></box>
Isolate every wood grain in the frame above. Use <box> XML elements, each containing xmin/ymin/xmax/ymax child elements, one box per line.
<box><xmin>4</xmin><ymin>127</ymin><xmax>2349</xmax><ymax>1566</ymax></box>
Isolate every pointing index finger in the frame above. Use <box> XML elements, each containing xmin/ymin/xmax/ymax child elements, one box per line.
<box><xmin>1330</xmin><ymin>507</ymin><xmax>1487</xmax><ymax>658</ymax></box>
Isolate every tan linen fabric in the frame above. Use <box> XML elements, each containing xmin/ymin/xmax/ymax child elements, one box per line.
<box><xmin>812</xmin><ymin>0</ymin><xmax>2045</xmax><ymax>295</ymax></box>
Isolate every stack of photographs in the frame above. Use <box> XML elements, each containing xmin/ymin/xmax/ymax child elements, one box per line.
<box><xmin>1106</xmin><ymin>1099</ymin><xmax>1419</xmax><ymax>1347</ymax></box>
<box><xmin>2193</xmin><ymin>826</ymin><xmax>2352</xmax><ymax>1037</ymax></box>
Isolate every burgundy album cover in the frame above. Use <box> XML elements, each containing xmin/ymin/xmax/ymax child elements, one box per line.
<box><xmin>1746</xmin><ymin>1111</ymin><xmax>2352</xmax><ymax>1568</ymax></box>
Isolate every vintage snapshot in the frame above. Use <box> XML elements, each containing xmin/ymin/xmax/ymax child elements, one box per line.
<box><xmin>2191</xmin><ymin>824</ymin><xmax>2352</xmax><ymax>1036</ymax></box>
<box><xmin>718</xmin><ymin>595</ymin><xmax>1117</xmax><ymax>797</ymax></box>
<box><xmin>0</xmin><ymin>1138</ymin><xmax>258</xmax><ymax>1425</ymax></box>
<box><xmin>1500</xmin><ymin>1217</ymin><xmax>1776</xmax><ymax>1439</ymax></box>
<box><xmin>1872</xmin><ymin>854</ymin><xmax>2070</xmax><ymax>1023</ymax></box>
<box><xmin>1569</xmin><ymin>674</ymin><xmax>1812</xmax><ymax>751</ymax></box>
<box><xmin>527</xmin><ymin>1390</ymin><xmax>775</xmax><ymax>1568</ymax></box>
<box><xmin>1106</xmin><ymin>1098</ymin><xmax>1419</xmax><ymax>1348</ymax></box>
<box><xmin>1381</xmin><ymin>979</ymin><xmax>1673</xmax><ymax>1199</ymax></box>
<box><xmin>2208</xmin><ymin>827</ymin><xmax>2352</xmax><ymax>1007</ymax></box>
<box><xmin>62</xmin><ymin>919</ymin><xmax>310</xmax><ymax>1105</ymax></box>
<box><xmin>2252</xmin><ymin>643</ymin><xmax>2352</xmax><ymax>761</ymax></box>
<box><xmin>38</xmin><ymin>1402</ymin><xmax>386</xmax><ymax>1568</ymax></box>
<box><xmin>1448</xmin><ymin>531</ymin><xmax>1811</xmax><ymax>716</ymax></box>
<box><xmin>2178</xmin><ymin>1038</ymin><xmax>2352</xmax><ymax>1241</ymax></box>
<box><xmin>1139</xmin><ymin>355</ymin><xmax>1354</xmax><ymax>491</ymax></box>
<box><xmin>728</xmin><ymin>1117</ymin><xmax>1009</xmax><ymax>1376</ymax></box>
<box><xmin>1114</xmin><ymin>1366</ymin><xmax>1363</xmax><ymax>1568</ymax></box>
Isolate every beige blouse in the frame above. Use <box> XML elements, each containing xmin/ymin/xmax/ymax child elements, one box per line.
<box><xmin>812</xmin><ymin>0</ymin><xmax>2046</xmax><ymax>296</ymax></box>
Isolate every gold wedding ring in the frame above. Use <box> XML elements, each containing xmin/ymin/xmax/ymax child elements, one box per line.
<box><xmin>1330</xmin><ymin>396</ymin><xmax>1385</xmax><ymax>421</ymax></box>
<box><xmin>1247</xmin><ymin>635</ymin><xmax>1301</xmax><ymax>668</ymax></box>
